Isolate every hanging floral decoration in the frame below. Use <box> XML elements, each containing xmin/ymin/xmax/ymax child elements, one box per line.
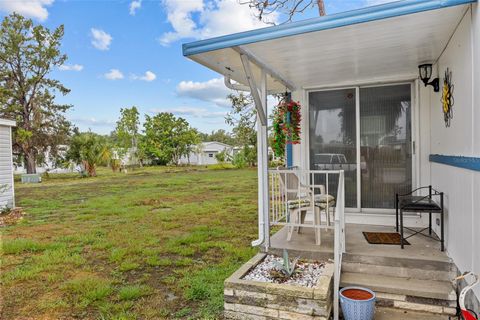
<box><xmin>272</xmin><ymin>98</ymin><xmax>302</xmax><ymax>158</ymax></box>
<box><xmin>441</xmin><ymin>68</ymin><xmax>454</xmax><ymax>127</ymax></box>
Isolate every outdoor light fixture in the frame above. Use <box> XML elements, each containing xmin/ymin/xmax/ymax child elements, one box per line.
<box><xmin>418</xmin><ymin>64</ymin><xmax>439</xmax><ymax>92</ymax></box>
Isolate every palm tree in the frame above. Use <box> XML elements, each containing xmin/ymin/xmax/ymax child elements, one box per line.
<box><xmin>66</xmin><ymin>132</ymin><xmax>111</xmax><ymax>177</ymax></box>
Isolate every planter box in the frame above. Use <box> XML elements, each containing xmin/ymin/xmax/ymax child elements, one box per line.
<box><xmin>21</xmin><ymin>174</ymin><xmax>42</xmax><ymax>183</ymax></box>
<box><xmin>224</xmin><ymin>253</ymin><xmax>333</xmax><ymax>320</ymax></box>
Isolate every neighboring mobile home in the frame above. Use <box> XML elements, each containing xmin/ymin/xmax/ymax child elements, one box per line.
<box><xmin>183</xmin><ymin>0</ymin><xmax>480</xmax><ymax>318</ymax></box>
<box><xmin>13</xmin><ymin>145</ymin><xmax>73</xmax><ymax>174</ymax></box>
<box><xmin>0</xmin><ymin>119</ymin><xmax>16</xmax><ymax>209</ymax></box>
<box><xmin>179</xmin><ymin>141</ymin><xmax>233</xmax><ymax>165</ymax></box>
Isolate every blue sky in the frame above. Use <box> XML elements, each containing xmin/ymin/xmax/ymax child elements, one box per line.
<box><xmin>0</xmin><ymin>0</ymin><xmax>392</xmax><ymax>134</ymax></box>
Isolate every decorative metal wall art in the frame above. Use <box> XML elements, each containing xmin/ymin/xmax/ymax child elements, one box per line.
<box><xmin>441</xmin><ymin>68</ymin><xmax>454</xmax><ymax>127</ymax></box>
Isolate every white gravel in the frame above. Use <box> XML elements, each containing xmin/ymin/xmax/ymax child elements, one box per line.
<box><xmin>243</xmin><ymin>254</ymin><xmax>326</xmax><ymax>288</ymax></box>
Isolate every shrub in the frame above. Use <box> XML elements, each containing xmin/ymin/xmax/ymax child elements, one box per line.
<box><xmin>232</xmin><ymin>152</ymin><xmax>247</xmax><ymax>169</ymax></box>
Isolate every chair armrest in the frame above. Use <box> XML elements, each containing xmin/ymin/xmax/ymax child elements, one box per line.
<box><xmin>302</xmin><ymin>184</ymin><xmax>326</xmax><ymax>195</ymax></box>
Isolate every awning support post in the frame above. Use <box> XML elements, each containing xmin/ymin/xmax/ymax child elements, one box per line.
<box><xmin>259</xmin><ymin>68</ymin><xmax>270</xmax><ymax>251</ymax></box>
<box><xmin>240</xmin><ymin>54</ymin><xmax>268</xmax><ymax>126</ymax></box>
<box><xmin>241</xmin><ymin>54</ymin><xmax>270</xmax><ymax>250</ymax></box>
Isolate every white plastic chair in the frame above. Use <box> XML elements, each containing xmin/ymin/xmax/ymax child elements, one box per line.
<box><xmin>277</xmin><ymin>168</ymin><xmax>335</xmax><ymax>245</ymax></box>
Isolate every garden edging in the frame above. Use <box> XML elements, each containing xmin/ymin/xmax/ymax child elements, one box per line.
<box><xmin>224</xmin><ymin>253</ymin><xmax>333</xmax><ymax>320</ymax></box>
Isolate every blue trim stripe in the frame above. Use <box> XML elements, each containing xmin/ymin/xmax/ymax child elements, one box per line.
<box><xmin>183</xmin><ymin>0</ymin><xmax>476</xmax><ymax>56</ymax></box>
<box><xmin>429</xmin><ymin>154</ymin><xmax>480</xmax><ymax>172</ymax></box>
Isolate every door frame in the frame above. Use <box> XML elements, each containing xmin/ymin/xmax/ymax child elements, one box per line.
<box><xmin>304</xmin><ymin>79</ymin><xmax>417</xmax><ymax>213</ymax></box>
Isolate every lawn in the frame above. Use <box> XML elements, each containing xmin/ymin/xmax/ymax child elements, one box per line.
<box><xmin>1</xmin><ymin>166</ymin><xmax>259</xmax><ymax>319</ymax></box>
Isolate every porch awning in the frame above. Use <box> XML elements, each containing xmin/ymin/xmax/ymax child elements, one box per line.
<box><xmin>183</xmin><ymin>0</ymin><xmax>476</xmax><ymax>93</ymax></box>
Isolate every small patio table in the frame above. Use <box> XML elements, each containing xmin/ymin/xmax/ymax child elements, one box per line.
<box><xmin>396</xmin><ymin>186</ymin><xmax>444</xmax><ymax>251</ymax></box>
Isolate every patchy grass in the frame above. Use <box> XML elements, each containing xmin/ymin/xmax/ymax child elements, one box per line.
<box><xmin>1</xmin><ymin>238</ymin><xmax>50</xmax><ymax>254</ymax></box>
<box><xmin>2</xmin><ymin>166</ymin><xmax>258</xmax><ymax>319</ymax></box>
<box><xmin>63</xmin><ymin>275</ymin><xmax>114</xmax><ymax>307</ymax></box>
<box><xmin>118</xmin><ymin>284</ymin><xmax>152</xmax><ymax>301</ymax></box>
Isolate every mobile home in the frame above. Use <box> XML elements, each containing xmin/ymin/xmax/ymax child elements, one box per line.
<box><xmin>183</xmin><ymin>0</ymin><xmax>480</xmax><ymax>318</ymax></box>
<box><xmin>0</xmin><ymin>119</ymin><xmax>16</xmax><ymax>209</ymax></box>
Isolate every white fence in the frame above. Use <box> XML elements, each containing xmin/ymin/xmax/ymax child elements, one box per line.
<box><xmin>268</xmin><ymin>168</ymin><xmax>345</xmax><ymax>320</ymax></box>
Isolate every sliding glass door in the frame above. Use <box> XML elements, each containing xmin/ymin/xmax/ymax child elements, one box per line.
<box><xmin>309</xmin><ymin>84</ymin><xmax>412</xmax><ymax>210</ymax></box>
<box><xmin>309</xmin><ymin>88</ymin><xmax>357</xmax><ymax>208</ymax></box>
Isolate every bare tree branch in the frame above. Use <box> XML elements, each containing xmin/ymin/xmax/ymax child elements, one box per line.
<box><xmin>240</xmin><ymin>0</ymin><xmax>326</xmax><ymax>24</ymax></box>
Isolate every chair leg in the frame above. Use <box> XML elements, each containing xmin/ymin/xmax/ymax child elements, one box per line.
<box><xmin>287</xmin><ymin>209</ymin><xmax>296</xmax><ymax>242</ymax></box>
<box><xmin>400</xmin><ymin>208</ymin><xmax>405</xmax><ymax>249</ymax></box>
<box><xmin>314</xmin><ymin>207</ymin><xmax>321</xmax><ymax>245</ymax></box>
<box><xmin>327</xmin><ymin>207</ymin><xmax>332</xmax><ymax>227</ymax></box>
<box><xmin>429</xmin><ymin>212</ymin><xmax>432</xmax><ymax>235</ymax></box>
<box><xmin>395</xmin><ymin>194</ymin><xmax>399</xmax><ymax>232</ymax></box>
<box><xmin>297</xmin><ymin>210</ymin><xmax>307</xmax><ymax>234</ymax></box>
<box><xmin>440</xmin><ymin>193</ymin><xmax>444</xmax><ymax>252</ymax></box>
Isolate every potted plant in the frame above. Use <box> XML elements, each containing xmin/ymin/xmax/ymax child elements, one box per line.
<box><xmin>339</xmin><ymin>286</ymin><xmax>376</xmax><ymax>320</ymax></box>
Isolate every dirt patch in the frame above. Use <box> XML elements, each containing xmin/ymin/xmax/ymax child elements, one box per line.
<box><xmin>151</xmin><ymin>207</ymin><xmax>173</xmax><ymax>213</ymax></box>
<box><xmin>0</xmin><ymin>208</ymin><xmax>25</xmax><ymax>227</ymax></box>
<box><xmin>137</xmin><ymin>197</ymin><xmax>177</xmax><ymax>206</ymax></box>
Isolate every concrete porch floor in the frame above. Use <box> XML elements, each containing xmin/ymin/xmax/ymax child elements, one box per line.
<box><xmin>269</xmin><ymin>223</ymin><xmax>450</xmax><ymax>262</ymax></box>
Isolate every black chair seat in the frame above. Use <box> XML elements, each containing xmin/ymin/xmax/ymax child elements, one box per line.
<box><xmin>400</xmin><ymin>196</ymin><xmax>442</xmax><ymax>212</ymax></box>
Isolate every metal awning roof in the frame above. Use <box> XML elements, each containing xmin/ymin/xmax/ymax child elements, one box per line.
<box><xmin>183</xmin><ymin>0</ymin><xmax>476</xmax><ymax>92</ymax></box>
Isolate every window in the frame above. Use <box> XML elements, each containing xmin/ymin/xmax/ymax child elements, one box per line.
<box><xmin>208</xmin><ymin>153</ymin><xmax>214</xmax><ymax>158</ymax></box>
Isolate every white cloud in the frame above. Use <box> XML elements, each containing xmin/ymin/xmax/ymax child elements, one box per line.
<box><xmin>131</xmin><ymin>70</ymin><xmax>157</xmax><ymax>82</ymax></box>
<box><xmin>91</xmin><ymin>28</ymin><xmax>112</xmax><ymax>51</ymax></box>
<box><xmin>0</xmin><ymin>0</ymin><xmax>54</xmax><ymax>21</ymax></box>
<box><xmin>71</xmin><ymin>117</ymin><xmax>115</xmax><ymax>127</ymax></box>
<box><xmin>104</xmin><ymin>69</ymin><xmax>124</xmax><ymax>80</ymax></box>
<box><xmin>199</xmin><ymin>0</ymin><xmax>277</xmax><ymax>39</ymax></box>
<box><xmin>129</xmin><ymin>0</ymin><xmax>141</xmax><ymax>15</ymax></box>
<box><xmin>159</xmin><ymin>0</ymin><xmax>277</xmax><ymax>46</ymax></box>
<box><xmin>159</xmin><ymin>0</ymin><xmax>204</xmax><ymax>45</ymax></box>
<box><xmin>150</xmin><ymin>106</ymin><xmax>227</xmax><ymax>118</ymax></box>
<box><xmin>59</xmin><ymin>64</ymin><xmax>84</xmax><ymax>71</ymax></box>
<box><xmin>177</xmin><ymin>78</ymin><xmax>232</xmax><ymax>108</ymax></box>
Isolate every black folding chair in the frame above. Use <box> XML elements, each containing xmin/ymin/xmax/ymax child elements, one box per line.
<box><xmin>396</xmin><ymin>186</ymin><xmax>444</xmax><ymax>251</ymax></box>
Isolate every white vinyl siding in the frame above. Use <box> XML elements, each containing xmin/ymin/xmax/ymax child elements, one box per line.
<box><xmin>0</xmin><ymin>125</ymin><xmax>14</xmax><ymax>208</ymax></box>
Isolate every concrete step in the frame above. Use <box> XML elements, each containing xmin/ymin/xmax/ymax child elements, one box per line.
<box><xmin>340</xmin><ymin>272</ymin><xmax>457</xmax><ymax>302</ymax></box>
<box><xmin>267</xmin><ymin>247</ymin><xmax>333</xmax><ymax>261</ymax></box>
<box><xmin>374</xmin><ymin>291</ymin><xmax>457</xmax><ymax>315</ymax></box>
<box><xmin>342</xmin><ymin>261</ymin><xmax>453</xmax><ymax>281</ymax></box>
<box><xmin>343</xmin><ymin>253</ymin><xmax>454</xmax><ymax>273</ymax></box>
<box><xmin>373</xmin><ymin>307</ymin><xmax>451</xmax><ymax>320</ymax></box>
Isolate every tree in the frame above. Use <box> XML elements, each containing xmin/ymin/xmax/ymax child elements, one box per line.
<box><xmin>65</xmin><ymin>132</ymin><xmax>111</xmax><ymax>177</ymax></box>
<box><xmin>241</xmin><ymin>0</ymin><xmax>326</xmax><ymax>23</ymax></box>
<box><xmin>199</xmin><ymin>129</ymin><xmax>235</xmax><ymax>146</ymax></box>
<box><xmin>142</xmin><ymin>113</ymin><xmax>199</xmax><ymax>165</ymax></box>
<box><xmin>225</xmin><ymin>93</ymin><xmax>258</xmax><ymax>166</ymax></box>
<box><xmin>215</xmin><ymin>150</ymin><xmax>230</xmax><ymax>163</ymax></box>
<box><xmin>113</xmin><ymin>106</ymin><xmax>140</xmax><ymax>165</ymax></box>
<box><xmin>0</xmin><ymin>13</ymin><xmax>72</xmax><ymax>174</ymax></box>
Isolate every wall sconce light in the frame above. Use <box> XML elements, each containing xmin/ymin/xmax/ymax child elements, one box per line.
<box><xmin>418</xmin><ymin>64</ymin><xmax>439</xmax><ymax>92</ymax></box>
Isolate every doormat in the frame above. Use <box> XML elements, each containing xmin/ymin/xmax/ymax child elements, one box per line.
<box><xmin>362</xmin><ymin>232</ymin><xmax>410</xmax><ymax>245</ymax></box>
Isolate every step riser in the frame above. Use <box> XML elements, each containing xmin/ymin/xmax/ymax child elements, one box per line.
<box><xmin>340</xmin><ymin>273</ymin><xmax>457</xmax><ymax>301</ymax></box>
<box><xmin>342</xmin><ymin>262</ymin><xmax>454</xmax><ymax>281</ymax></box>
<box><xmin>375</xmin><ymin>292</ymin><xmax>457</xmax><ymax>316</ymax></box>
<box><xmin>375</xmin><ymin>307</ymin><xmax>451</xmax><ymax>319</ymax></box>
<box><xmin>343</xmin><ymin>253</ymin><xmax>454</xmax><ymax>272</ymax></box>
<box><xmin>341</xmin><ymin>279</ymin><xmax>456</xmax><ymax>301</ymax></box>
